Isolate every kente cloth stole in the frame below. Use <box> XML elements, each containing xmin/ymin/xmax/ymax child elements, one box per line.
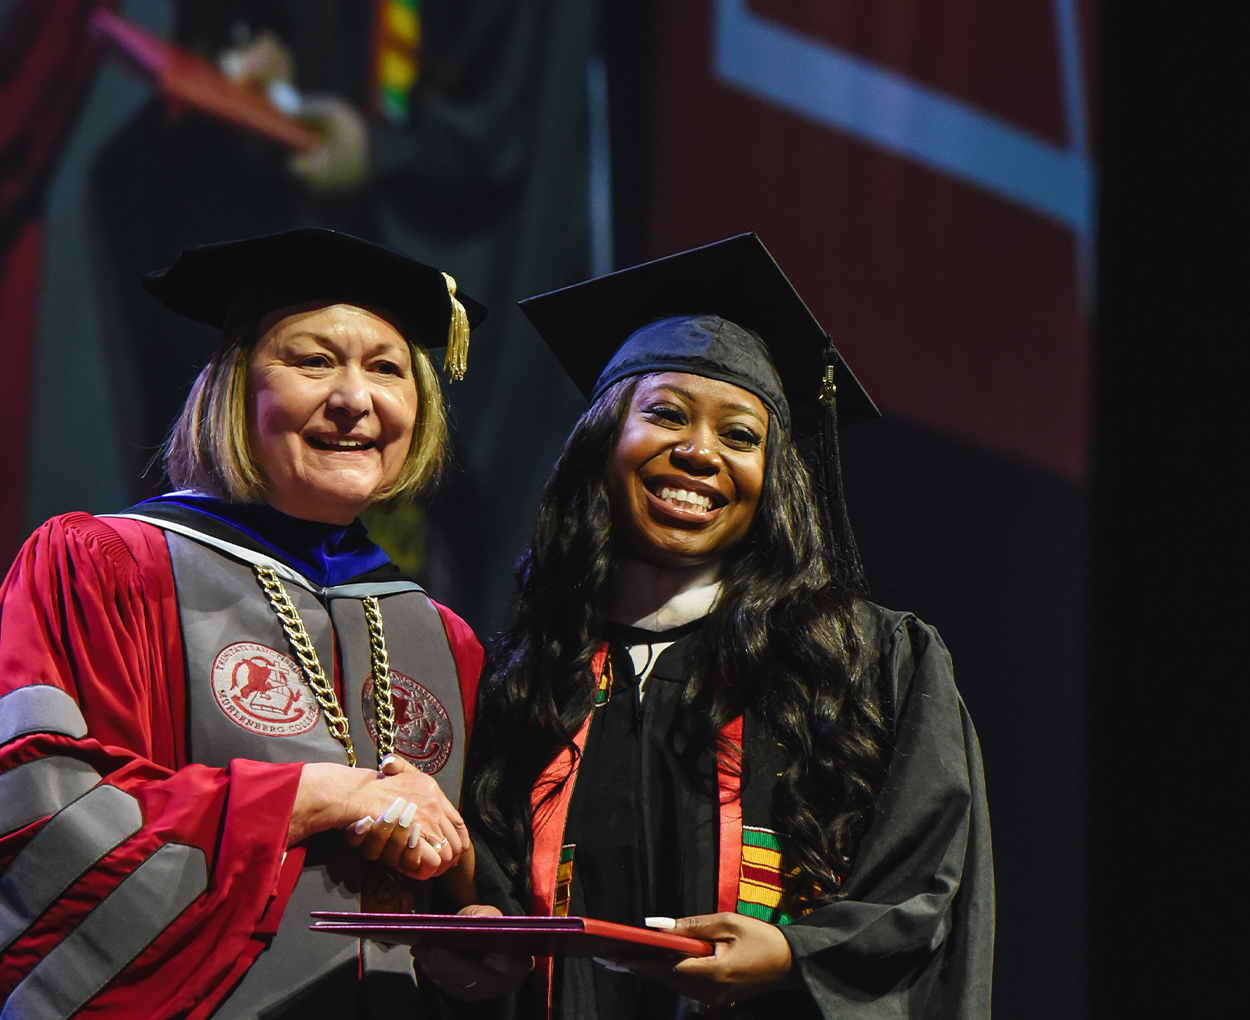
<box><xmin>710</xmin><ymin>724</ymin><xmax>804</xmax><ymax>923</ymax></box>
<box><xmin>737</xmin><ymin>826</ymin><xmax>800</xmax><ymax>924</ymax></box>
<box><xmin>526</xmin><ymin>643</ymin><xmax>800</xmax><ymax>1015</ymax></box>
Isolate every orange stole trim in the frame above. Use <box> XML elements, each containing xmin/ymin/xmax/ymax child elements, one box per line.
<box><xmin>715</xmin><ymin>715</ymin><xmax>745</xmax><ymax>913</ymax></box>
<box><xmin>529</xmin><ymin>643</ymin><xmax>609</xmax><ymax>1017</ymax></box>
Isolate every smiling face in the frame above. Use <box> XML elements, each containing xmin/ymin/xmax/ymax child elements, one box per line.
<box><xmin>247</xmin><ymin>303</ymin><xmax>418</xmax><ymax>524</ymax></box>
<box><xmin>606</xmin><ymin>372</ymin><xmax>768</xmax><ymax>568</ymax></box>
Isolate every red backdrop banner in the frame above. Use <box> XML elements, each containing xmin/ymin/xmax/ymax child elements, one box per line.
<box><xmin>649</xmin><ymin>0</ymin><xmax>1095</xmax><ymax>479</ymax></box>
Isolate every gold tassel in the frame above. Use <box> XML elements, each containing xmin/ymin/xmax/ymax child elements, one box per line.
<box><xmin>818</xmin><ymin>363</ymin><xmax>837</xmax><ymax>408</ymax></box>
<box><xmin>441</xmin><ymin>272</ymin><xmax>470</xmax><ymax>381</ymax></box>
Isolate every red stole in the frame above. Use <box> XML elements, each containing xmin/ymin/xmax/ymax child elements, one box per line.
<box><xmin>527</xmin><ymin>644</ymin><xmax>745</xmax><ymax>1016</ymax></box>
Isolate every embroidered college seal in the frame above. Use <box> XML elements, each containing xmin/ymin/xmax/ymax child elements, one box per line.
<box><xmin>211</xmin><ymin>642</ymin><xmax>320</xmax><ymax>736</ymax></box>
<box><xmin>362</xmin><ymin>670</ymin><xmax>452</xmax><ymax>773</ymax></box>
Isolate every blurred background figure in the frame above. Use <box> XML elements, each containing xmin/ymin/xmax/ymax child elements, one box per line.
<box><xmin>5</xmin><ymin>0</ymin><xmax>598</xmax><ymax>627</ymax></box>
<box><xmin>1</xmin><ymin>2</ymin><xmax>1236</xmax><ymax>1018</ymax></box>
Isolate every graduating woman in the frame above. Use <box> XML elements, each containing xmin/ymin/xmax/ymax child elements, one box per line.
<box><xmin>422</xmin><ymin>235</ymin><xmax>993</xmax><ymax>1018</ymax></box>
<box><xmin>0</xmin><ymin>229</ymin><xmax>489</xmax><ymax>1018</ymax></box>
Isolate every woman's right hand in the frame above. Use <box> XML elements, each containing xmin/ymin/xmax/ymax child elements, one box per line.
<box><xmin>343</xmin><ymin>754</ymin><xmax>467</xmax><ymax>880</ymax></box>
<box><xmin>289</xmin><ymin>756</ymin><xmax>468</xmax><ymax>880</ymax></box>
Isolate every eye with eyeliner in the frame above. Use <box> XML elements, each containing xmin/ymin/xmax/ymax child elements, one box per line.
<box><xmin>642</xmin><ymin>404</ymin><xmax>687</xmax><ymax>426</ymax></box>
<box><xmin>722</xmin><ymin>424</ymin><xmax>763</xmax><ymax>449</ymax></box>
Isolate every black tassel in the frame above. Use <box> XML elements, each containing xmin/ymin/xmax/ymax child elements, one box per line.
<box><xmin>817</xmin><ymin>338</ymin><xmax>868</xmax><ymax>596</ymax></box>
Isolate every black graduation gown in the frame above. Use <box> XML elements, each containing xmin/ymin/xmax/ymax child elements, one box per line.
<box><xmin>468</xmin><ymin>602</ymin><xmax>994</xmax><ymax>1019</ymax></box>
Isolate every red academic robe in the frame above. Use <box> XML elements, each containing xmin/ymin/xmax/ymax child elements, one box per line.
<box><xmin>0</xmin><ymin>512</ymin><xmax>483</xmax><ymax>1018</ymax></box>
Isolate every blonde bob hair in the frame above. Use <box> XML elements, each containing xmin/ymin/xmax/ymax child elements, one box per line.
<box><xmin>164</xmin><ymin>318</ymin><xmax>448</xmax><ymax>507</ymax></box>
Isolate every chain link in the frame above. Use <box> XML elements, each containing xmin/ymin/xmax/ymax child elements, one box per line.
<box><xmin>253</xmin><ymin>565</ymin><xmax>357</xmax><ymax>766</ymax></box>
<box><xmin>252</xmin><ymin>565</ymin><xmax>398</xmax><ymax>768</ymax></box>
<box><xmin>362</xmin><ymin>596</ymin><xmax>396</xmax><ymax>757</ymax></box>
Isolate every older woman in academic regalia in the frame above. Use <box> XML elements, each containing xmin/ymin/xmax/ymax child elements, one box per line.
<box><xmin>0</xmin><ymin>229</ymin><xmax>489</xmax><ymax>1018</ymax></box>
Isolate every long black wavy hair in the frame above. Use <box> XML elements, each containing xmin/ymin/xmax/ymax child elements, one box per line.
<box><xmin>463</xmin><ymin>378</ymin><xmax>893</xmax><ymax>910</ymax></box>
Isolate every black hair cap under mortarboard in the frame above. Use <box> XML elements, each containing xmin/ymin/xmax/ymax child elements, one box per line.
<box><xmin>518</xmin><ymin>232</ymin><xmax>878</xmax><ymax>436</ymax></box>
<box><xmin>141</xmin><ymin>228</ymin><xmax>488</xmax><ymax>352</ymax></box>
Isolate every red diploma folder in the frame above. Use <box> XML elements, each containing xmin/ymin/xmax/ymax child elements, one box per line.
<box><xmin>90</xmin><ymin>9</ymin><xmax>321</xmax><ymax>152</ymax></box>
<box><xmin>309</xmin><ymin>912</ymin><xmax>714</xmax><ymax>959</ymax></box>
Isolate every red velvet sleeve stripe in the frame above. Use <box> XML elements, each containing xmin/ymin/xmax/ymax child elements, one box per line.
<box><xmin>430</xmin><ymin>599</ymin><xmax>484</xmax><ymax>740</ymax></box>
<box><xmin>107</xmin><ymin>515</ymin><xmax>189</xmax><ymax>767</ymax></box>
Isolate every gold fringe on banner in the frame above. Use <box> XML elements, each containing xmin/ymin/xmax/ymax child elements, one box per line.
<box><xmin>442</xmin><ymin>272</ymin><xmax>470</xmax><ymax>381</ymax></box>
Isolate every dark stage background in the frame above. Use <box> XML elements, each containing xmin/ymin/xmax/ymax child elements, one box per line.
<box><xmin>3</xmin><ymin>0</ymin><xmax>1235</xmax><ymax>1015</ymax></box>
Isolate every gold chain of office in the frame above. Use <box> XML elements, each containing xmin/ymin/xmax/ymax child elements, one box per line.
<box><xmin>252</xmin><ymin>565</ymin><xmax>396</xmax><ymax>767</ymax></box>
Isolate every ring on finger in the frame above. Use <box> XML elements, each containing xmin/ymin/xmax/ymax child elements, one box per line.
<box><xmin>424</xmin><ymin>833</ymin><xmax>449</xmax><ymax>851</ymax></box>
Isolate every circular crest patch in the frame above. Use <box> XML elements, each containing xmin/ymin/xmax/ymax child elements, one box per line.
<box><xmin>211</xmin><ymin>642</ymin><xmax>320</xmax><ymax>736</ymax></box>
<box><xmin>362</xmin><ymin>671</ymin><xmax>452</xmax><ymax>773</ymax></box>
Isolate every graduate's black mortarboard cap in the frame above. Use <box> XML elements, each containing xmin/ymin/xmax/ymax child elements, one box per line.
<box><xmin>142</xmin><ymin>228</ymin><xmax>487</xmax><ymax>379</ymax></box>
<box><xmin>517</xmin><ymin>232</ymin><xmax>878</xmax><ymax>435</ymax></box>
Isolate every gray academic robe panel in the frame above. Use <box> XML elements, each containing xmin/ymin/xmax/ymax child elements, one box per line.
<box><xmin>164</xmin><ymin>532</ymin><xmax>466</xmax><ymax>1020</ymax></box>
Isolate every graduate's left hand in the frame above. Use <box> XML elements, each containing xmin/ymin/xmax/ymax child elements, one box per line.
<box><xmin>617</xmin><ymin>913</ymin><xmax>800</xmax><ymax>1005</ymax></box>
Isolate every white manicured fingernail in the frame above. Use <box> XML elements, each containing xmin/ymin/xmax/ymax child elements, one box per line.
<box><xmin>382</xmin><ymin>797</ymin><xmax>406</xmax><ymax>824</ymax></box>
<box><xmin>353</xmin><ymin>816</ymin><xmax>374</xmax><ymax>834</ymax></box>
<box><xmin>593</xmin><ymin>957</ymin><xmax>632</xmax><ymax>973</ymax></box>
<box><xmin>407</xmin><ymin>822</ymin><xmax>422</xmax><ymax>849</ymax></box>
<box><xmin>398</xmin><ymin>802</ymin><xmax>418</xmax><ymax>828</ymax></box>
<box><xmin>380</xmin><ymin>753</ymin><xmax>398</xmax><ymax>768</ymax></box>
<box><xmin>645</xmin><ymin>916</ymin><xmax>676</xmax><ymax>930</ymax></box>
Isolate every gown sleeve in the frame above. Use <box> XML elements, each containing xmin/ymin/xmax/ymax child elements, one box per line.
<box><xmin>778</xmin><ymin>611</ymin><xmax>995</xmax><ymax>1020</ymax></box>
<box><xmin>0</xmin><ymin>513</ymin><xmax>307</xmax><ymax>1020</ymax></box>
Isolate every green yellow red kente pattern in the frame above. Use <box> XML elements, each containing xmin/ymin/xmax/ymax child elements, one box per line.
<box><xmin>737</xmin><ymin>826</ymin><xmax>797</xmax><ymax>924</ymax></box>
<box><xmin>554</xmin><ymin>844</ymin><xmax>575</xmax><ymax>916</ymax></box>
<box><xmin>594</xmin><ymin>655</ymin><xmax>613</xmax><ymax>705</ymax></box>
<box><xmin>373</xmin><ymin>0</ymin><xmax>420</xmax><ymax>123</ymax></box>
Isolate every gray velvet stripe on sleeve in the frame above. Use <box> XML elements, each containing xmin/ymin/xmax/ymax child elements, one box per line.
<box><xmin>0</xmin><ymin>756</ymin><xmax>101</xmax><ymax>837</ymax></box>
<box><xmin>0</xmin><ymin>686</ymin><xmax>88</xmax><ymax>746</ymax></box>
<box><xmin>0</xmin><ymin>843</ymin><xmax>207</xmax><ymax>1020</ymax></box>
<box><xmin>0</xmin><ymin>784</ymin><xmax>142</xmax><ymax>955</ymax></box>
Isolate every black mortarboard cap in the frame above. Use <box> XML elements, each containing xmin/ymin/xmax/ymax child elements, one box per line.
<box><xmin>142</xmin><ymin>228</ymin><xmax>487</xmax><ymax>374</ymax></box>
<box><xmin>518</xmin><ymin>232</ymin><xmax>878</xmax><ymax>436</ymax></box>
<box><xmin>519</xmin><ymin>232</ymin><xmax>875</xmax><ymax>595</ymax></box>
